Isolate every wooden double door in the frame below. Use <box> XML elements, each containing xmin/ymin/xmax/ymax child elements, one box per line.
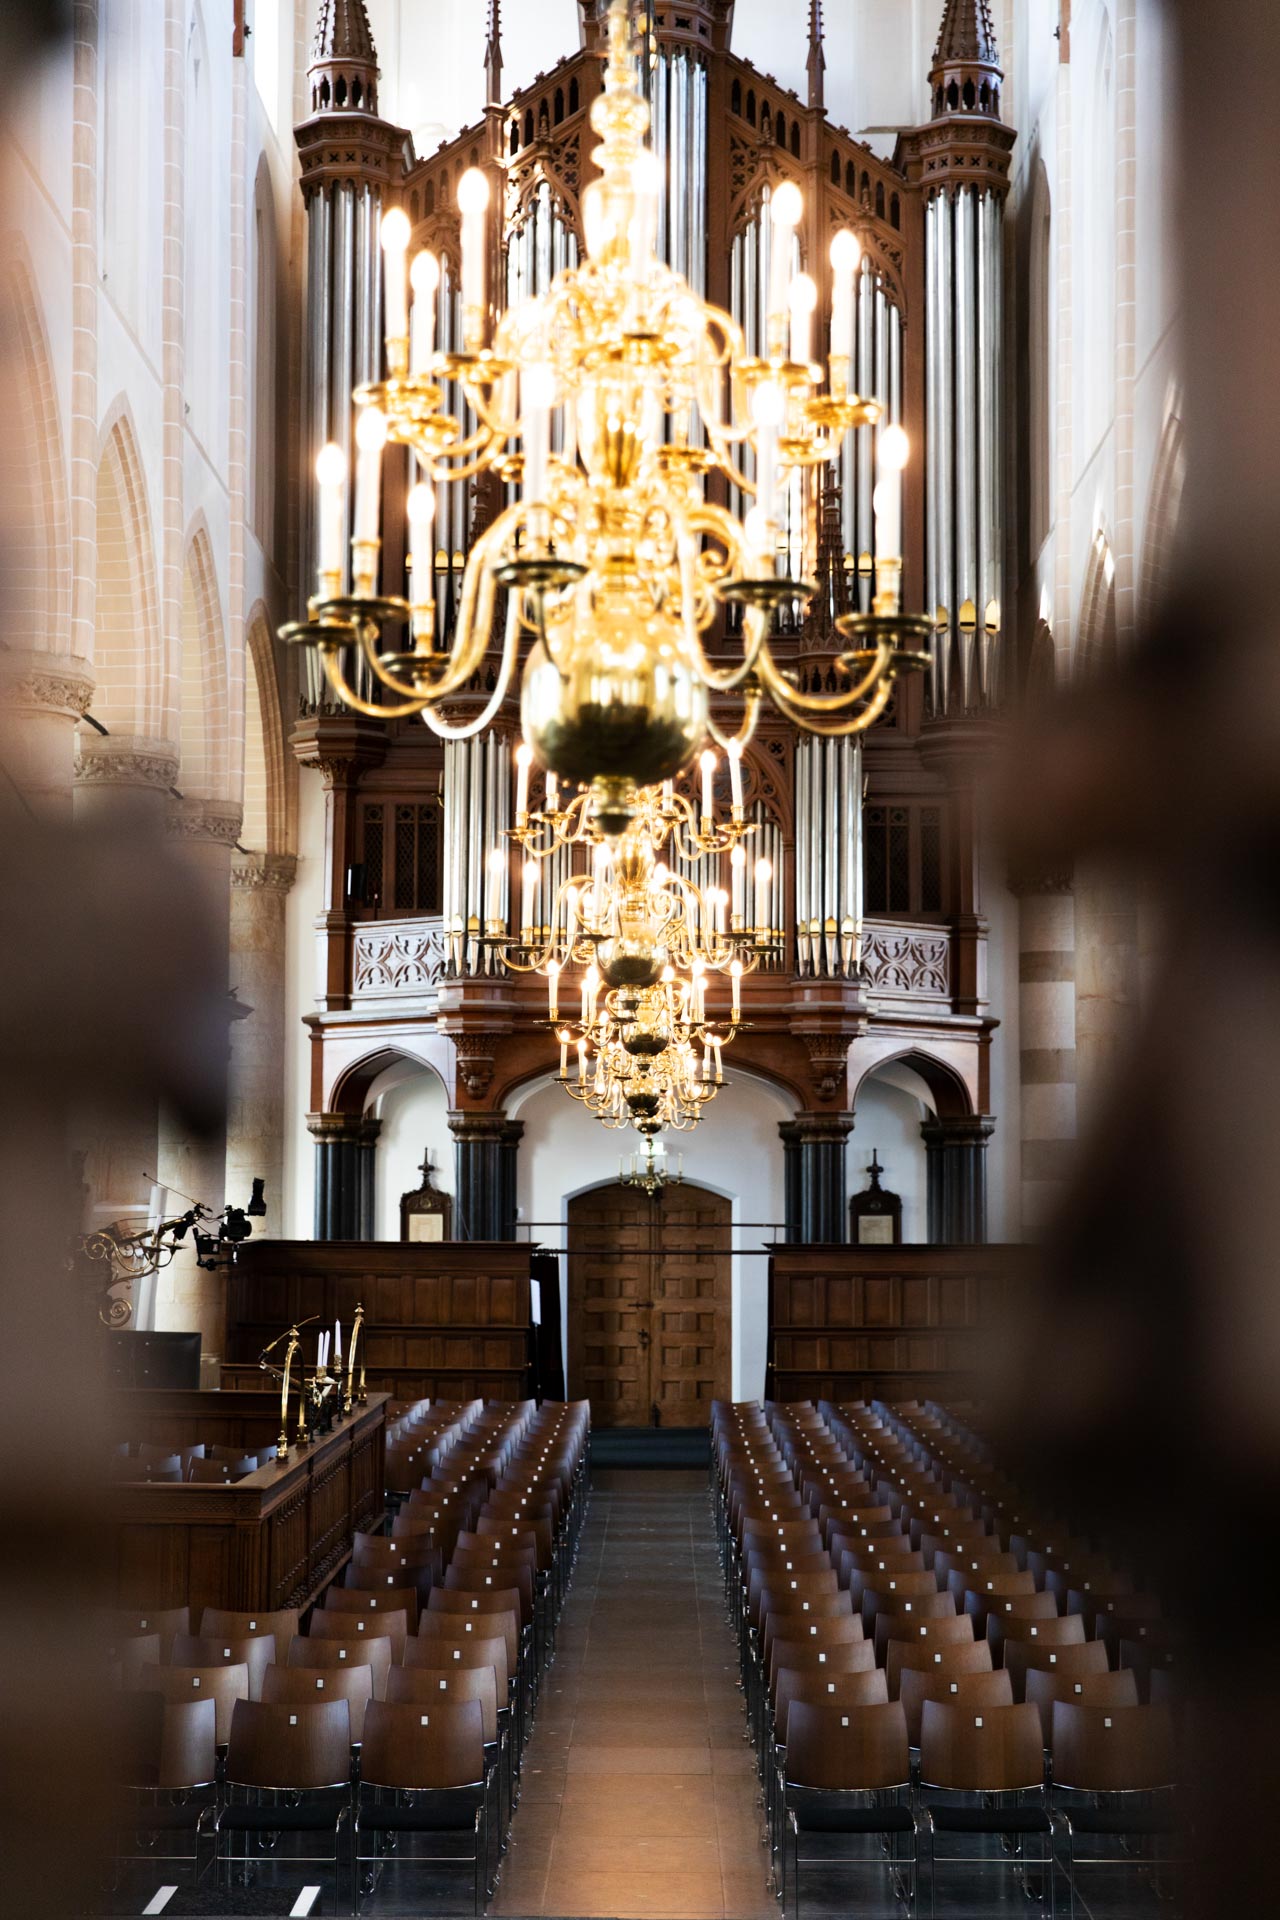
<box><xmin>566</xmin><ymin>1183</ymin><xmax>731</xmax><ymax>1428</ymax></box>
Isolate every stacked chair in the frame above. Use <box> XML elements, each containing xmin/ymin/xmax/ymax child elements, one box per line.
<box><xmin>714</xmin><ymin>1396</ymin><xmax>1181</xmax><ymax>1919</ymax></box>
<box><xmin>104</xmin><ymin>1394</ymin><xmax>590</xmax><ymax>1914</ymax></box>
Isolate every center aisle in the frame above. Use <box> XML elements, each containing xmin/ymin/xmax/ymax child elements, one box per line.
<box><xmin>491</xmin><ymin>1467</ymin><xmax>774</xmax><ymax>1920</ymax></box>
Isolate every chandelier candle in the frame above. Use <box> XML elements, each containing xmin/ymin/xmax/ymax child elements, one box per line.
<box><xmin>380</xmin><ymin>208</ymin><xmax>411</xmax><ymax>353</ymax></box>
<box><xmin>767</xmin><ymin>180</ymin><xmax>803</xmax><ymax>358</ymax></box>
<box><xmin>457</xmin><ymin>166</ymin><xmax>490</xmax><ymax>349</ymax></box>
<box><xmin>829</xmin><ymin>229</ymin><xmax>861</xmax><ymax>397</ymax></box>
<box><xmin>409</xmin><ymin>248</ymin><xmax>439</xmax><ymax>375</ymax></box>
<box><xmin>789</xmin><ymin>273</ymin><xmax>818</xmax><ymax>368</ymax></box>
<box><xmin>314</xmin><ymin>443</ymin><xmax>347</xmax><ymax>589</ymax></box>
<box><xmin>727</xmin><ymin>737</ymin><xmax>743</xmax><ymax>813</ymax></box>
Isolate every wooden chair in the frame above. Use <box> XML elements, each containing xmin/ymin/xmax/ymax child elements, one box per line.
<box><xmin>114</xmin><ymin>1695</ymin><xmax>218</xmax><ymax>1885</ymax></box>
<box><xmin>214</xmin><ymin>1700</ymin><xmax>353</xmax><ymax>1901</ymax></box>
<box><xmin>170</xmin><ymin>1632</ymin><xmax>274</xmax><ymax>1702</ymax></box>
<box><xmin>783</xmin><ymin>1701</ymin><xmax>915</xmax><ymax>1920</ymax></box>
<box><xmin>263</xmin><ymin>1659</ymin><xmax>375</xmax><ymax>1743</ymax></box>
<box><xmin>1050</xmin><ymin>1702</ymin><xmax>1180</xmax><ymax>1916</ymax></box>
<box><xmin>918</xmin><ymin>1699</ymin><xmax>1053</xmax><ymax>1916</ymax></box>
<box><xmin>308</xmin><ymin>1604</ymin><xmax>409</xmax><ymax>1663</ymax></box>
<box><xmin>135</xmin><ymin>1660</ymin><xmax>250</xmax><ymax>1746</ymax></box>
<box><xmin>101</xmin><ymin>1606</ymin><xmax>190</xmax><ymax>1662</ymax></box>
<box><xmin>354</xmin><ymin>1698</ymin><xmax>494</xmax><ymax>1912</ymax></box>
<box><xmin>1003</xmin><ymin>1634</ymin><xmax>1110</xmax><ymax>1701</ymax></box>
<box><xmin>325</xmin><ymin>1581</ymin><xmax>420</xmax><ymax>1633</ymax></box>
<box><xmin>288</xmin><ymin>1632</ymin><xmax>393</xmax><ymax>1702</ymax></box>
<box><xmin>199</xmin><ymin>1606</ymin><xmax>300</xmax><ymax>1664</ymax></box>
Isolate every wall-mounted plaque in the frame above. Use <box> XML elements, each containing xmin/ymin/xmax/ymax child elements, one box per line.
<box><xmin>850</xmin><ymin>1151</ymin><xmax>902</xmax><ymax>1246</ymax></box>
<box><xmin>400</xmin><ymin>1151</ymin><xmax>452</xmax><ymax>1243</ymax></box>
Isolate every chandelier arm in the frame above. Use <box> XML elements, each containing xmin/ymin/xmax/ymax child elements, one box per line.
<box><xmin>753</xmin><ymin>636</ymin><xmax>897</xmax><ymax>715</ymax></box>
<box><xmin>317</xmin><ymin>645</ymin><xmax>442</xmax><ymax>720</ymax></box>
<box><xmin>769</xmin><ymin>671</ymin><xmax>898</xmax><ymax>738</ymax></box>
<box><xmin>418</xmin><ymin>596</ymin><xmax>520</xmax><ymax>740</ymax></box>
<box><xmin>705</xmin><ymin>684</ymin><xmax>763</xmax><ymax>755</ymax></box>
<box><xmin>426</xmin><ymin>428</ymin><xmax>508</xmax><ymax>484</ymax></box>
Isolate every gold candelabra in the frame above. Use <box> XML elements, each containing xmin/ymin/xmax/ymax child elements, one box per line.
<box><xmin>281</xmin><ymin>0</ymin><xmax>929</xmax><ymax>796</ymax></box>
<box><xmin>344</xmin><ymin>1304</ymin><xmax>367</xmax><ymax>1415</ymax></box>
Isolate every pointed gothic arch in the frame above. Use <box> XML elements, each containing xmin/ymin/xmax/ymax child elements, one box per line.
<box><xmin>243</xmin><ymin>602</ymin><xmax>291</xmax><ymax>853</ymax></box>
<box><xmin>178</xmin><ymin>517</ymin><xmax>229</xmax><ymax>798</ymax></box>
<box><xmin>91</xmin><ymin>401</ymin><xmax>161</xmax><ymax>736</ymax></box>
<box><xmin>1140</xmin><ymin>409</ymin><xmax>1186</xmax><ymax>612</ymax></box>
<box><xmin>1</xmin><ymin>246</ymin><xmax>71</xmax><ymax>652</ymax></box>
<box><xmin>1078</xmin><ymin>527</ymin><xmax>1119</xmax><ymax>678</ymax></box>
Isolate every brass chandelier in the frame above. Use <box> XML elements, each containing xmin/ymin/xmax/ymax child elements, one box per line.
<box><xmin>283</xmin><ymin>0</ymin><xmax>930</xmax><ymax>808</ymax></box>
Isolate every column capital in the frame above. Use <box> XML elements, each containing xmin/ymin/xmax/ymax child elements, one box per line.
<box><xmin>168</xmin><ymin>797</ymin><xmax>244</xmax><ymax>846</ymax></box>
<box><xmin>920</xmin><ymin>1115</ymin><xmax>996</xmax><ymax>1149</ymax></box>
<box><xmin>0</xmin><ymin>648</ymin><xmax>95</xmax><ymax>719</ymax></box>
<box><xmin>75</xmin><ymin>732</ymin><xmax>179</xmax><ymax>793</ymax></box>
<box><xmin>447</xmin><ymin>1109</ymin><xmax>524</xmax><ymax>1146</ymax></box>
<box><xmin>232</xmin><ymin>850</ymin><xmax>299</xmax><ymax>893</ymax></box>
<box><xmin>307</xmin><ymin>1111</ymin><xmax>382</xmax><ymax>1146</ymax></box>
<box><xmin>778</xmin><ymin>1110</ymin><xmax>857</xmax><ymax>1147</ymax></box>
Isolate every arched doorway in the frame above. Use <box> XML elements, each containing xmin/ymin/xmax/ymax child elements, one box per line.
<box><xmin>566</xmin><ymin>1182</ymin><xmax>731</xmax><ymax>1428</ymax></box>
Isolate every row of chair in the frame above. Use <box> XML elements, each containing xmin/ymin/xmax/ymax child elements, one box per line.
<box><xmin>713</xmin><ymin>1397</ymin><xmax>1180</xmax><ymax>1920</ymax></box>
<box><xmin>108</xmin><ymin>1394</ymin><xmax>590</xmax><ymax>1913</ymax></box>
<box><xmin>107</xmin><ymin>1439</ymin><xmax>280</xmax><ymax>1482</ymax></box>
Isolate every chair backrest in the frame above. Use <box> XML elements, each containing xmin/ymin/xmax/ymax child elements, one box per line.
<box><xmin>411</xmin><ymin>1623</ymin><xmax>511</xmax><ymax>1696</ymax></box>
<box><xmin>102</xmin><ymin>1606</ymin><xmax>190</xmax><ymax>1659</ymax></box>
<box><xmin>786</xmin><ymin>1701</ymin><xmax>910</xmax><ymax>1791</ymax></box>
<box><xmin>106</xmin><ymin>1632</ymin><xmax>162</xmax><ymax>1684</ymax></box>
<box><xmin>188</xmin><ymin>1457</ymin><xmax>254</xmax><ymax>1482</ymax></box>
<box><xmin>1026</xmin><ymin>1667</ymin><xmax>1138</xmax><ymax>1744</ymax></box>
<box><xmin>1050</xmin><ymin>1701</ymin><xmax>1177</xmax><ymax>1792</ymax></box>
<box><xmin>287</xmin><ymin>1632</ymin><xmax>392</xmax><ymax>1700</ymax></box>
<box><xmin>426</xmin><ymin>1591</ymin><xmax>519</xmax><ymax>1673</ymax></box>
<box><xmin>872</xmin><ymin>1593</ymin><xmax>956</xmax><ymax>1664</ymax></box>
<box><xmin>136</xmin><ymin>1661</ymin><xmax>250</xmax><ymax>1746</ymax></box>
<box><xmin>359</xmin><ymin>1697</ymin><xmax>487</xmax><ymax>1792</ymax></box>
<box><xmin>768</xmin><ymin>1635</ymin><xmax>876</xmax><ymax>1696</ymax></box>
<box><xmin>1002</xmin><ymin>1635</ymin><xmax>1110</xmax><ymax>1701</ymax></box>
<box><xmin>887</xmin><ymin>1635</ymin><xmax>993</xmax><ymax>1699</ymax></box>
<box><xmin>386</xmin><ymin>1663</ymin><xmax>499</xmax><ymax>1740</ymax></box>
<box><xmin>324</xmin><ymin>1584</ymin><xmax>420</xmax><ymax>1632</ymax></box>
<box><xmin>900</xmin><ymin>1668</ymin><xmax>1013</xmax><ymax>1746</ymax></box>
<box><xmin>199</xmin><ymin>1607</ymin><xmax>300</xmax><ymax>1664</ymax></box>
<box><xmin>308</xmin><ymin>1605</ymin><xmax>408</xmax><ymax>1662</ymax></box>
<box><xmin>225</xmin><ymin>1698</ymin><xmax>352</xmax><ymax>1790</ymax></box>
<box><xmin>919</xmin><ymin>1700</ymin><xmax>1045</xmax><ymax>1792</ymax></box>
<box><xmin>997</xmin><ymin>1611</ymin><xmax>1085</xmax><ymax>1650</ymax></box>
<box><xmin>263</xmin><ymin>1661</ymin><xmax>375</xmax><ymax>1742</ymax></box>
<box><xmin>170</xmin><ymin>1632</ymin><xmax>274</xmax><ymax>1701</ymax></box>
<box><xmin>157</xmin><ymin>1697</ymin><xmax>218</xmax><ymax>1791</ymax></box>
<box><xmin>775</xmin><ymin>1666</ymin><xmax>888</xmax><ymax>1741</ymax></box>
<box><xmin>443</xmin><ymin>1562</ymin><xmax>535</xmax><ymax>1625</ymax></box>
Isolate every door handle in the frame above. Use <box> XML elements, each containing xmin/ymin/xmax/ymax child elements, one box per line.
<box><xmin>637</xmin><ymin>1328</ymin><xmax>650</xmax><ymax>1349</ymax></box>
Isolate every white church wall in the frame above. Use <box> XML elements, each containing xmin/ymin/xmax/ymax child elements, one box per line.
<box><xmin>369</xmin><ymin>1062</ymin><xmax>456</xmax><ymax>1241</ymax></box>
<box><xmin>846</xmin><ymin>1072</ymin><xmax>929</xmax><ymax>1243</ymax></box>
<box><xmin>282</xmin><ymin>766</ymin><xmax>326</xmax><ymax>1238</ymax></box>
<box><xmin>510</xmin><ymin>1067</ymin><xmax>790</xmax><ymax>1404</ymax></box>
<box><xmin>983</xmin><ymin>844</ymin><xmax>1024</xmax><ymax>1241</ymax></box>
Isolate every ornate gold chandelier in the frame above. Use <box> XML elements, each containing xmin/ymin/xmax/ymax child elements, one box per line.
<box><xmin>282</xmin><ymin>0</ymin><xmax>929</xmax><ymax>801</ymax></box>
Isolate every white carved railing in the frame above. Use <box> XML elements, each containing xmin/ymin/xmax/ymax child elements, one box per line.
<box><xmin>861</xmin><ymin>918</ymin><xmax>952</xmax><ymax>1008</ymax></box>
<box><xmin>351</xmin><ymin>917</ymin><xmax>447</xmax><ymax>1002</ymax></box>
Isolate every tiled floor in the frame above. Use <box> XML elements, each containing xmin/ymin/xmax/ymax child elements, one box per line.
<box><xmin>490</xmin><ymin>1468</ymin><xmax>773</xmax><ymax>1920</ymax></box>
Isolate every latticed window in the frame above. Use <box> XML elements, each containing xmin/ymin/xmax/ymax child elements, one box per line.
<box><xmin>356</xmin><ymin>799</ymin><xmax>441</xmax><ymax>915</ymax></box>
<box><xmin>864</xmin><ymin>802</ymin><xmax>948</xmax><ymax>918</ymax></box>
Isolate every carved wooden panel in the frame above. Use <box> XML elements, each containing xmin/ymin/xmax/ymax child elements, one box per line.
<box><xmin>766</xmin><ymin>1247</ymin><xmax>1028</xmax><ymax>1404</ymax></box>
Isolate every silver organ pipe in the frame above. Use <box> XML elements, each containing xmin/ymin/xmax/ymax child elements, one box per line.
<box><xmin>925</xmin><ymin>191</ymin><xmax>940</xmax><ymax>714</ymax></box>
<box><xmin>935</xmin><ymin>192</ymin><xmax>954</xmax><ymax>715</ymax></box>
<box><xmin>444</xmin><ymin>733</ymin><xmax>512</xmax><ymax>977</ymax></box>
<box><xmin>793</xmin><ymin>737</ymin><xmax>862</xmax><ymax>978</ymax></box>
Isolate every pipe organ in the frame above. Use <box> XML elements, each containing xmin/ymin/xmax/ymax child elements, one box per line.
<box><xmin>294</xmin><ymin>0</ymin><xmax>1014</xmax><ymax>1243</ymax></box>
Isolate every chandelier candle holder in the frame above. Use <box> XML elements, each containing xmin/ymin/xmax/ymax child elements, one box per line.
<box><xmin>281</xmin><ymin>0</ymin><xmax>930</xmax><ymax>799</ymax></box>
<box><xmin>620</xmin><ymin>1139</ymin><xmax>683</xmax><ymax>1196</ymax></box>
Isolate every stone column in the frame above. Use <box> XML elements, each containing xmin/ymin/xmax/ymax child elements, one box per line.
<box><xmin>921</xmin><ymin>1116</ymin><xmax>995</xmax><ymax>1244</ymax></box>
<box><xmin>449</xmin><ymin>1112</ymin><xmax>524</xmax><ymax>1242</ymax></box>
<box><xmin>71</xmin><ymin>736</ymin><xmax>180</xmax><ymax>1236</ymax></box>
<box><xmin>779</xmin><ymin>1112</ymin><xmax>856</xmax><ymax>1244</ymax></box>
<box><xmin>227</xmin><ymin>852</ymin><xmax>297</xmax><ymax>1236</ymax></box>
<box><xmin>309</xmin><ymin>1113</ymin><xmax>381</xmax><ymax>1241</ymax></box>
<box><xmin>0</xmin><ymin>652</ymin><xmax>95</xmax><ymax>817</ymax></box>
<box><xmin>153</xmin><ymin>799</ymin><xmax>241</xmax><ymax>1368</ymax></box>
<box><xmin>1074</xmin><ymin>858</ymin><xmax>1140</xmax><ymax>1127</ymax></box>
<box><xmin>1011</xmin><ymin>869</ymin><xmax>1078</xmax><ymax>1230</ymax></box>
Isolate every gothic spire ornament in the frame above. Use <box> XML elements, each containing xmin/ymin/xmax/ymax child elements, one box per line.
<box><xmin>308</xmin><ymin>0</ymin><xmax>379</xmax><ymax>116</ymax></box>
<box><xmin>807</xmin><ymin>0</ymin><xmax>826</xmax><ymax>113</ymax></box>
<box><xmin>929</xmin><ymin>0</ymin><xmax>1003</xmax><ymax>118</ymax></box>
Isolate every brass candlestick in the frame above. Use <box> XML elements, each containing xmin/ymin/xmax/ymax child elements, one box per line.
<box><xmin>344</xmin><ymin>1304</ymin><xmax>366</xmax><ymax>1414</ymax></box>
<box><xmin>277</xmin><ymin>1327</ymin><xmax>300</xmax><ymax>1462</ymax></box>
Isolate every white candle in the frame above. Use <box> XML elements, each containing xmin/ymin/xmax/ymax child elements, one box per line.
<box><xmin>547</xmin><ymin>959</ymin><xmax>560</xmax><ymax>1018</ymax></box>
<box><xmin>545</xmin><ymin>770</ymin><xmax>558</xmax><ymax>813</ymax></box>
<box><xmin>353</xmin><ymin>406</ymin><xmax>388</xmax><ymax>548</ymax></box>
<box><xmin>586</xmin><ymin>963</ymin><xmax>600</xmax><ymax>1024</ymax></box>
<box><xmin>661</xmin><ymin>781</ymin><xmax>674</xmax><ymax>813</ymax></box>
<box><xmin>521</xmin><ymin>362</ymin><xmax>556</xmax><ymax>509</ymax></box>
<box><xmin>730</xmin><ymin>959</ymin><xmax>742</xmax><ymax>1021</ymax></box>
<box><xmin>577</xmin><ymin>1039</ymin><xmax>587</xmax><ymax>1083</ymax></box>
<box><xmin>629</xmin><ymin>150</ymin><xmax>660</xmax><ymax>289</ymax></box>
<box><xmin>485</xmin><ymin>846</ymin><xmax>505</xmax><ymax>925</ymax></box>
<box><xmin>581</xmin><ymin>970</ymin><xmax>590</xmax><ymax>1023</ymax></box>
<box><xmin>316</xmin><ymin>1331</ymin><xmax>324</xmax><ymax>1369</ymax></box>
<box><xmin>727</xmin><ymin>738</ymin><xmax>743</xmax><ymax>810</ymax></box>
<box><xmin>315</xmin><ymin>442</ymin><xmax>347</xmax><ymax>584</ymax></box>
<box><xmin>558</xmin><ymin>1031</ymin><xmax>568</xmax><ymax>1078</ymax></box>
<box><xmin>515</xmin><ymin>741</ymin><xmax>532</xmax><ymax>820</ymax></box>
<box><xmin>767</xmin><ymin>180</ymin><xmax>803</xmax><ymax>354</ymax></box>
<box><xmin>700</xmin><ymin>749</ymin><xmax>716</xmax><ymax>820</ymax></box>
<box><xmin>712</xmin><ymin>1037</ymin><xmax>723</xmax><ymax>1083</ymax></box>
<box><xmin>380</xmin><ymin>207</ymin><xmax>411</xmax><ymax>345</ymax></box>
<box><xmin>751</xmin><ymin>381</ymin><xmax>785</xmax><ymax>541</ymax></box>
<box><xmin>407</xmin><ymin>480</ymin><xmax>435</xmax><ymax>605</ymax></box>
<box><xmin>409</xmin><ymin>249</ymin><xmax>440</xmax><ymax>375</ymax></box>
<box><xmin>334</xmin><ymin>1320</ymin><xmax>342</xmax><ymax>1366</ymax></box>
<box><xmin>457</xmin><ymin>167</ymin><xmax>491</xmax><ymax>341</ymax></box>
<box><xmin>521</xmin><ymin>858</ymin><xmax>537</xmax><ymax>932</ymax></box>
<box><xmin>876</xmin><ymin>424</ymin><xmax>909</xmax><ymax>561</ymax></box>
<box><xmin>730</xmin><ymin>843</ymin><xmax>746</xmax><ymax>922</ymax></box>
<box><xmin>788</xmin><ymin>272</ymin><xmax>817</xmax><ymax>366</ymax></box>
<box><xmin>712</xmin><ymin>887</ymin><xmax>726</xmax><ymax>934</ymax></box>
<box><xmin>829</xmin><ymin>229</ymin><xmax>860</xmax><ymax>371</ymax></box>
<box><xmin>754</xmin><ymin>856</ymin><xmax>772</xmax><ymax>933</ymax></box>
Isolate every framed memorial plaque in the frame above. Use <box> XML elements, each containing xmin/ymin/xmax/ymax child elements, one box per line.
<box><xmin>400</xmin><ymin>1151</ymin><xmax>452</xmax><ymax>1242</ymax></box>
<box><xmin>849</xmin><ymin>1151</ymin><xmax>902</xmax><ymax>1246</ymax></box>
